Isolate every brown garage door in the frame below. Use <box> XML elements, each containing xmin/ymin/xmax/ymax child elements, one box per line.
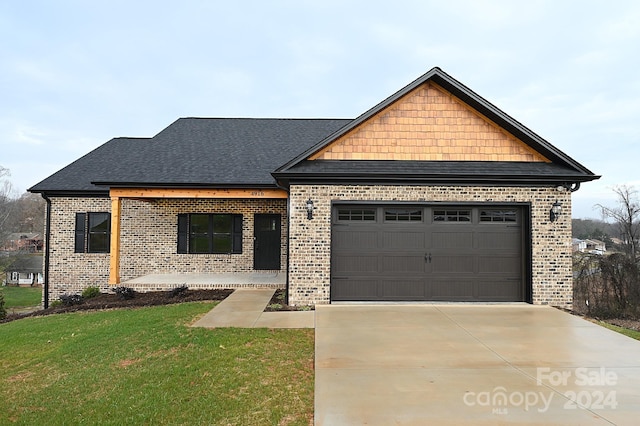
<box><xmin>331</xmin><ymin>205</ymin><xmax>525</xmax><ymax>302</ymax></box>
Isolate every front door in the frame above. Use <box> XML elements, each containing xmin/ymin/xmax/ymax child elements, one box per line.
<box><xmin>254</xmin><ymin>214</ymin><xmax>281</xmax><ymax>270</ymax></box>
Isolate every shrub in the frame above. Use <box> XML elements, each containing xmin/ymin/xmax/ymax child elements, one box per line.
<box><xmin>113</xmin><ymin>286</ymin><xmax>135</xmax><ymax>300</ymax></box>
<box><xmin>59</xmin><ymin>294</ymin><xmax>84</xmax><ymax>306</ymax></box>
<box><xmin>169</xmin><ymin>285</ymin><xmax>188</xmax><ymax>298</ymax></box>
<box><xmin>50</xmin><ymin>300</ymin><xmax>62</xmax><ymax>308</ymax></box>
<box><xmin>82</xmin><ymin>286</ymin><xmax>101</xmax><ymax>299</ymax></box>
<box><xmin>0</xmin><ymin>291</ymin><xmax>6</xmax><ymax>320</ymax></box>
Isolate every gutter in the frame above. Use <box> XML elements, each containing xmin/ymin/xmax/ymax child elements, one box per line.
<box><xmin>40</xmin><ymin>193</ymin><xmax>51</xmax><ymax>309</ymax></box>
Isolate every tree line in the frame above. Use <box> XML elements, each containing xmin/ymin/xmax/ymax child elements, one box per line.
<box><xmin>574</xmin><ymin>185</ymin><xmax>640</xmax><ymax>320</ymax></box>
<box><xmin>0</xmin><ymin>166</ymin><xmax>46</xmax><ymax>246</ymax></box>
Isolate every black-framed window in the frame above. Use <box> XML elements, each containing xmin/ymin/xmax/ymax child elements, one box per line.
<box><xmin>75</xmin><ymin>212</ymin><xmax>110</xmax><ymax>253</ymax></box>
<box><xmin>177</xmin><ymin>214</ymin><xmax>242</xmax><ymax>254</ymax></box>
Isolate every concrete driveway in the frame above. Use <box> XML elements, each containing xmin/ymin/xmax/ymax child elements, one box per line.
<box><xmin>315</xmin><ymin>304</ymin><xmax>640</xmax><ymax>425</ymax></box>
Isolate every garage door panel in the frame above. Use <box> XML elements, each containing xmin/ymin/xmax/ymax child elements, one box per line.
<box><xmin>380</xmin><ymin>278</ymin><xmax>425</xmax><ymax>298</ymax></box>
<box><xmin>478</xmin><ymin>255</ymin><xmax>521</xmax><ymax>274</ymax></box>
<box><xmin>382</xmin><ymin>231</ymin><xmax>425</xmax><ymax>249</ymax></box>
<box><xmin>332</xmin><ymin>229</ymin><xmax>378</xmax><ymax>250</ymax></box>
<box><xmin>476</xmin><ymin>231</ymin><xmax>521</xmax><ymax>249</ymax></box>
<box><xmin>430</xmin><ymin>280</ymin><xmax>475</xmax><ymax>300</ymax></box>
<box><xmin>331</xmin><ymin>278</ymin><xmax>378</xmax><ymax>300</ymax></box>
<box><xmin>431</xmin><ymin>255</ymin><xmax>475</xmax><ymax>273</ymax></box>
<box><xmin>382</xmin><ymin>254</ymin><xmax>426</xmax><ymax>274</ymax></box>
<box><xmin>432</xmin><ymin>231</ymin><xmax>473</xmax><ymax>249</ymax></box>
<box><xmin>333</xmin><ymin>255</ymin><xmax>379</xmax><ymax>274</ymax></box>
<box><xmin>476</xmin><ymin>280</ymin><xmax>522</xmax><ymax>300</ymax></box>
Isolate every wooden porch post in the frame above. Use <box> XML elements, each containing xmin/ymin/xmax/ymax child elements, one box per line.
<box><xmin>109</xmin><ymin>196</ymin><xmax>121</xmax><ymax>285</ymax></box>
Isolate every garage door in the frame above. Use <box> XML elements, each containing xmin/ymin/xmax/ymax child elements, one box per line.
<box><xmin>331</xmin><ymin>205</ymin><xmax>526</xmax><ymax>302</ymax></box>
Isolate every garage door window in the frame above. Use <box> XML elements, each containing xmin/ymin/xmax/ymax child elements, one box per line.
<box><xmin>433</xmin><ymin>209</ymin><xmax>471</xmax><ymax>222</ymax></box>
<box><xmin>384</xmin><ymin>209</ymin><xmax>422</xmax><ymax>222</ymax></box>
<box><xmin>480</xmin><ymin>209</ymin><xmax>517</xmax><ymax>223</ymax></box>
<box><xmin>337</xmin><ymin>208</ymin><xmax>376</xmax><ymax>221</ymax></box>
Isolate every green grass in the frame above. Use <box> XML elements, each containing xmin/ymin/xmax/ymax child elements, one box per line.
<box><xmin>598</xmin><ymin>321</ymin><xmax>640</xmax><ymax>340</ymax></box>
<box><xmin>0</xmin><ymin>286</ymin><xmax>42</xmax><ymax>308</ymax></box>
<box><xmin>0</xmin><ymin>302</ymin><xmax>314</xmax><ymax>425</ymax></box>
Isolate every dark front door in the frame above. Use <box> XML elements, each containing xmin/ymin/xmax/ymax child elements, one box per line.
<box><xmin>254</xmin><ymin>214</ymin><xmax>281</xmax><ymax>270</ymax></box>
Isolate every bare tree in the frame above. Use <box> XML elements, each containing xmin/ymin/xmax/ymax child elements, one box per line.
<box><xmin>597</xmin><ymin>185</ymin><xmax>640</xmax><ymax>259</ymax></box>
<box><xmin>0</xmin><ymin>166</ymin><xmax>17</xmax><ymax>242</ymax></box>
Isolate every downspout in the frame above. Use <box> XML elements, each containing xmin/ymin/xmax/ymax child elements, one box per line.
<box><xmin>41</xmin><ymin>193</ymin><xmax>52</xmax><ymax>309</ymax></box>
<box><xmin>275</xmin><ymin>180</ymin><xmax>291</xmax><ymax>305</ymax></box>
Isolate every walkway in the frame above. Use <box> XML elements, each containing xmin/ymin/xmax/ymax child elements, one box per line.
<box><xmin>191</xmin><ymin>288</ymin><xmax>314</xmax><ymax>329</ymax></box>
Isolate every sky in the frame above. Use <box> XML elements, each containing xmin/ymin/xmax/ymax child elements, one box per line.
<box><xmin>1</xmin><ymin>0</ymin><xmax>638</xmax><ymax>219</ymax></box>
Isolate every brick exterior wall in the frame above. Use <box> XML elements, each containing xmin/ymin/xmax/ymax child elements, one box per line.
<box><xmin>48</xmin><ymin>187</ymin><xmax>573</xmax><ymax>309</ymax></box>
<box><xmin>47</xmin><ymin>197</ymin><xmax>112</xmax><ymax>300</ymax></box>
<box><xmin>287</xmin><ymin>184</ymin><xmax>573</xmax><ymax>309</ymax></box>
<box><xmin>46</xmin><ymin>197</ymin><xmax>287</xmax><ymax>301</ymax></box>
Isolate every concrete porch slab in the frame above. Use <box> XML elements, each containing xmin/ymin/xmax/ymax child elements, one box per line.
<box><xmin>122</xmin><ymin>272</ymin><xmax>285</xmax><ymax>287</ymax></box>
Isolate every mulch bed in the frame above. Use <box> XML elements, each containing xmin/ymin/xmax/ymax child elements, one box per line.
<box><xmin>264</xmin><ymin>289</ymin><xmax>314</xmax><ymax>312</ymax></box>
<box><xmin>1</xmin><ymin>288</ymin><xmax>233</xmax><ymax>324</ymax></box>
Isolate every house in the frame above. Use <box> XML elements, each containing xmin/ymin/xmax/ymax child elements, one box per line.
<box><xmin>4</xmin><ymin>255</ymin><xmax>44</xmax><ymax>286</ymax></box>
<box><xmin>1</xmin><ymin>232</ymin><xmax>43</xmax><ymax>253</ymax></box>
<box><xmin>29</xmin><ymin>67</ymin><xmax>599</xmax><ymax>308</ymax></box>
<box><xmin>572</xmin><ymin>238</ymin><xmax>587</xmax><ymax>253</ymax></box>
<box><xmin>584</xmin><ymin>239</ymin><xmax>606</xmax><ymax>255</ymax></box>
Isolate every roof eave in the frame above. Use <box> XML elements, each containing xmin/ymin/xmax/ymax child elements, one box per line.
<box><xmin>90</xmin><ymin>181</ymin><xmax>280</xmax><ymax>189</ymax></box>
<box><xmin>273</xmin><ymin>172</ymin><xmax>601</xmax><ymax>187</ymax></box>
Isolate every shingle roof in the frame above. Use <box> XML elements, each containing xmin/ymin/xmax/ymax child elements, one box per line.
<box><xmin>30</xmin><ymin>67</ymin><xmax>599</xmax><ymax>194</ymax></box>
<box><xmin>29</xmin><ymin>118</ymin><xmax>351</xmax><ymax>194</ymax></box>
<box><xmin>7</xmin><ymin>255</ymin><xmax>43</xmax><ymax>273</ymax></box>
<box><xmin>29</xmin><ymin>137</ymin><xmax>150</xmax><ymax>194</ymax></box>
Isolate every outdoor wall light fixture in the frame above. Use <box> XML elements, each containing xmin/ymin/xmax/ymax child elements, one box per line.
<box><xmin>550</xmin><ymin>201</ymin><xmax>562</xmax><ymax>222</ymax></box>
<box><xmin>306</xmin><ymin>198</ymin><xmax>314</xmax><ymax>220</ymax></box>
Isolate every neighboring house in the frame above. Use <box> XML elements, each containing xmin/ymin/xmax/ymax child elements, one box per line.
<box><xmin>572</xmin><ymin>238</ymin><xmax>587</xmax><ymax>253</ymax></box>
<box><xmin>5</xmin><ymin>255</ymin><xmax>44</xmax><ymax>286</ymax></box>
<box><xmin>29</xmin><ymin>67</ymin><xmax>599</xmax><ymax>308</ymax></box>
<box><xmin>610</xmin><ymin>237</ymin><xmax>624</xmax><ymax>247</ymax></box>
<box><xmin>584</xmin><ymin>239</ymin><xmax>606</xmax><ymax>255</ymax></box>
<box><xmin>1</xmin><ymin>233</ymin><xmax>43</xmax><ymax>253</ymax></box>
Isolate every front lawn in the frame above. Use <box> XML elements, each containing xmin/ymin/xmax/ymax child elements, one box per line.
<box><xmin>598</xmin><ymin>321</ymin><xmax>640</xmax><ymax>341</ymax></box>
<box><xmin>0</xmin><ymin>302</ymin><xmax>314</xmax><ymax>425</ymax></box>
<box><xmin>1</xmin><ymin>286</ymin><xmax>41</xmax><ymax>308</ymax></box>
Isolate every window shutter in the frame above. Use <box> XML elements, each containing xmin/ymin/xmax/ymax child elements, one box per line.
<box><xmin>232</xmin><ymin>214</ymin><xmax>243</xmax><ymax>253</ymax></box>
<box><xmin>75</xmin><ymin>213</ymin><xmax>87</xmax><ymax>253</ymax></box>
<box><xmin>177</xmin><ymin>214</ymin><xmax>188</xmax><ymax>253</ymax></box>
